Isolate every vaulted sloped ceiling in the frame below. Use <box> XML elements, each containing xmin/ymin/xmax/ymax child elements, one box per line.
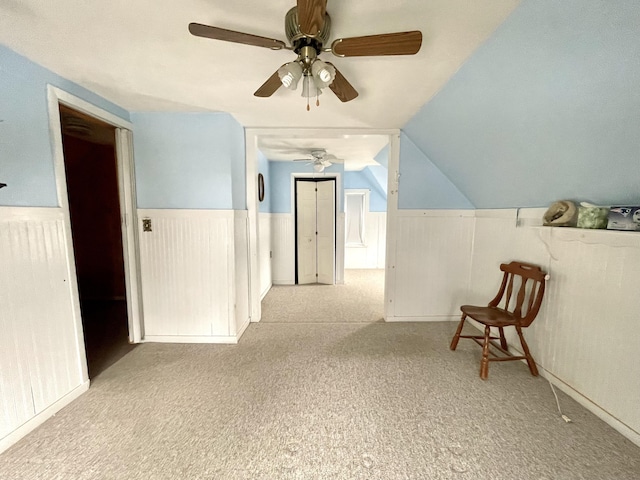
<box><xmin>0</xmin><ymin>0</ymin><xmax>520</xmax><ymax>129</ymax></box>
<box><xmin>403</xmin><ymin>0</ymin><xmax>640</xmax><ymax>209</ymax></box>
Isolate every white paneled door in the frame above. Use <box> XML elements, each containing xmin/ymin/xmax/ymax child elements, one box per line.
<box><xmin>316</xmin><ymin>180</ymin><xmax>336</xmax><ymax>285</ymax></box>
<box><xmin>296</xmin><ymin>181</ymin><xmax>318</xmax><ymax>285</ymax></box>
<box><xmin>295</xmin><ymin>179</ymin><xmax>336</xmax><ymax>285</ymax></box>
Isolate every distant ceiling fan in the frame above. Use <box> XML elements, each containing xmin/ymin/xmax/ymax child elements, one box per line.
<box><xmin>293</xmin><ymin>149</ymin><xmax>342</xmax><ymax>172</ymax></box>
<box><xmin>188</xmin><ymin>0</ymin><xmax>422</xmax><ymax>109</ymax></box>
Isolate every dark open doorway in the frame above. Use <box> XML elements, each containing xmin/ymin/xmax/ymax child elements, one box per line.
<box><xmin>59</xmin><ymin>104</ymin><xmax>136</xmax><ymax>378</ymax></box>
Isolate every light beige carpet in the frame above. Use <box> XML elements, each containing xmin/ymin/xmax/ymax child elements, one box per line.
<box><xmin>261</xmin><ymin>269</ymin><xmax>385</xmax><ymax>323</ymax></box>
<box><xmin>1</xmin><ymin>321</ymin><xmax>639</xmax><ymax>479</ymax></box>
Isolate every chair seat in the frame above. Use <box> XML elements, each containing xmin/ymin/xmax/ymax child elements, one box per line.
<box><xmin>460</xmin><ymin>305</ymin><xmax>521</xmax><ymax>327</ymax></box>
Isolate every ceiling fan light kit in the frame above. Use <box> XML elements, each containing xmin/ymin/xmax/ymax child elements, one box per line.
<box><xmin>189</xmin><ymin>0</ymin><xmax>422</xmax><ymax>109</ymax></box>
<box><xmin>292</xmin><ymin>148</ymin><xmax>342</xmax><ymax>172</ymax></box>
<box><xmin>278</xmin><ymin>62</ymin><xmax>303</xmax><ymax>89</ymax></box>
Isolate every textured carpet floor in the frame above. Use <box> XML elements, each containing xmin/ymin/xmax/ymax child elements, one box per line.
<box><xmin>2</xmin><ymin>271</ymin><xmax>639</xmax><ymax>479</ymax></box>
<box><xmin>261</xmin><ymin>269</ymin><xmax>385</xmax><ymax>323</ymax></box>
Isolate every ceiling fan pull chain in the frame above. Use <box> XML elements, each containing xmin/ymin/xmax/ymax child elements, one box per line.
<box><xmin>305</xmin><ymin>76</ymin><xmax>311</xmax><ymax>111</ymax></box>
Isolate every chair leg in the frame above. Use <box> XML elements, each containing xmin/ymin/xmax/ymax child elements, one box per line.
<box><xmin>450</xmin><ymin>314</ymin><xmax>467</xmax><ymax>350</ymax></box>
<box><xmin>516</xmin><ymin>325</ymin><xmax>538</xmax><ymax>376</ymax></box>
<box><xmin>498</xmin><ymin>327</ymin><xmax>508</xmax><ymax>351</ymax></box>
<box><xmin>480</xmin><ymin>325</ymin><xmax>491</xmax><ymax>380</ymax></box>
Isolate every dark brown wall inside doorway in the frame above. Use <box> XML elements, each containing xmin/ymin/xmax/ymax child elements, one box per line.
<box><xmin>62</xmin><ymin>134</ymin><xmax>125</xmax><ymax>300</ymax></box>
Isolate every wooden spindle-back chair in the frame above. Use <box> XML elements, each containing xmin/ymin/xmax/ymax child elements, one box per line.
<box><xmin>450</xmin><ymin>261</ymin><xmax>547</xmax><ymax>380</ymax></box>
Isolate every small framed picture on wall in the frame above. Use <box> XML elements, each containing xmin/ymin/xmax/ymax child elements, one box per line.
<box><xmin>258</xmin><ymin>173</ymin><xmax>265</xmax><ymax>202</ymax></box>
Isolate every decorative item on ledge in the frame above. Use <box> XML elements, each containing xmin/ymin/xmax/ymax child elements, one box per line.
<box><xmin>543</xmin><ymin>200</ymin><xmax>640</xmax><ymax>232</ymax></box>
<box><xmin>577</xmin><ymin>203</ymin><xmax>609</xmax><ymax>229</ymax></box>
<box><xmin>607</xmin><ymin>206</ymin><xmax>640</xmax><ymax>231</ymax></box>
<box><xmin>543</xmin><ymin>200</ymin><xmax>578</xmax><ymax>227</ymax></box>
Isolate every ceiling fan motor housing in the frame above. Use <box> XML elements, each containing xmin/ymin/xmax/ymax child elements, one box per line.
<box><xmin>285</xmin><ymin>7</ymin><xmax>331</xmax><ymax>54</ymax></box>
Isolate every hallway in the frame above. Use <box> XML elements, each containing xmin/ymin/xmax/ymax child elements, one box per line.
<box><xmin>260</xmin><ymin>269</ymin><xmax>385</xmax><ymax>323</ymax></box>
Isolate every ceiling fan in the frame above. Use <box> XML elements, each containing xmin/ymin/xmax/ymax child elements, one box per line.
<box><xmin>293</xmin><ymin>149</ymin><xmax>342</xmax><ymax>172</ymax></box>
<box><xmin>188</xmin><ymin>0</ymin><xmax>422</xmax><ymax>108</ymax></box>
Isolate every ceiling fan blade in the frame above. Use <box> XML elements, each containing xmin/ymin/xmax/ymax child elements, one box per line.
<box><xmin>254</xmin><ymin>70</ymin><xmax>283</xmax><ymax>97</ymax></box>
<box><xmin>188</xmin><ymin>23</ymin><xmax>286</xmax><ymax>50</ymax></box>
<box><xmin>323</xmin><ymin>154</ymin><xmax>343</xmax><ymax>163</ymax></box>
<box><xmin>297</xmin><ymin>0</ymin><xmax>327</xmax><ymax>37</ymax></box>
<box><xmin>332</xmin><ymin>31</ymin><xmax>422</xmax><ymax>57</ymax></box>
<box><xmin>325</xmin><ymin>63</ymin><xmax>358</xmax><ymax>102</ymax></box>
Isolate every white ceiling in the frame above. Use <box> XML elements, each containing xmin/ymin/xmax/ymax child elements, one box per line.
<box><xmin>257</xmin><ymin>133</ymin><xmax>390</xmax><ymax>171</ymax></box>
<box><xmin>0</xmin><ymin>0</ymin><xmax>520</xmax><ymax>130</ymax></box>
<box><xmin>1</xmin><ymin>1</ymin><xmax>520</xmax><ymax>172</ymax></box>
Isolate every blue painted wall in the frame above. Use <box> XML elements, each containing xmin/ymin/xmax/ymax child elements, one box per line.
<box><xmin>403</xmin><ymin>0</ymin><xmax>640</xmax><ymax>208</ymax></box>
<box><xmin>344</xmin><ymin>168</ymin><xmax>387</xmax><ymax>212</ymax></box>
<box><xmin>0</xmin><ymin>45</ymin><xmax>130</xmax><ymax>207</ymax></box>
<box><xmin>268</xmin><ymin>160</ymin><xmax>344</xmax><ymax>214</ymax></box>
<box><xmin>364</xmin><ymin>164</ymin><xmax>388</xmax><ymax>196</ymax></box>
<box><xmin>228</xmin><ymin>117</ymin><xmax>246</xmax><ymax>210</ymax></box>
<box><xmin>375</xmin><ymin>145</ymin><xmax>389</xmax><ymax>169</ymax></box>
<box><xmin>398</xmin><ymin>133</ymin><xmax>474</xmax><ymax>209</ymax></box>
<box><xmin>131</xmin><ymin>112</ymin><xmax>245</xmax><ymax>209</ymax></box>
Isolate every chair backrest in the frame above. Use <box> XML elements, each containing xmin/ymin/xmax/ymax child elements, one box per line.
<box><xmin>487</xmin><ymin>261</ymin><xmax>547</xmax><ymax>327</ymax></box>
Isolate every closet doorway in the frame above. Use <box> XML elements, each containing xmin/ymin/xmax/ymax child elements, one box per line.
<box><xmin>58</xmin><ymin>103</ymin><xmax>136</xmax><ymax>378</ymax></box>
<box><xmin>295</xmin><ymin>177</ymin><xmax>336</xmax><ymax>285</ymax></box>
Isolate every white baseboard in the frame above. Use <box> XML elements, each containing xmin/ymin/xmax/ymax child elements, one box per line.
<box><xmin>0</xmin><ymin>381</ymin><xmax>90</xmax><ymax>454</ymax></box>
<box><xmin>260</xmin><ymin>283</ymin><xmax>272</xmax><ymax>301</ymax></box>
<box><xmin>540</xmin><ymin>369</ymin><xmax>640</xmax><ymax>448</ymax></box>
<box><xmin>143</xmin><ymin>335</ymin><xmax>238</xmax><ymax>344</ymax></box>
<box><xmin>465</xmin><ymin>322</ymin><xmax>640</xmax><ymax>448</ymax></box>
<box><xmin>237</xmin><ymin>317</ymin><xmax>251</xmax><ymax>339</ymax></box>
<box><xmin>385</xmin><ymin>315</ymin><xmax>459</xmax><ymax>322</ymax></box>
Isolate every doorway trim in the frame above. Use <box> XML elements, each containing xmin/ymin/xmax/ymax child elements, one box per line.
<box><xmin>293</xmin><ymin>176</ymin><xmax>338</xmax><ymax>285</ymax></box>
<box><xmin>245</xmin><ymin>127</ymin><xmax>400</xmax><ymax>323</ymax></box>
<box><xmin>46</xmin><ymin>86</ymin><xmax>143</xmax><ymax>381</ymax></box>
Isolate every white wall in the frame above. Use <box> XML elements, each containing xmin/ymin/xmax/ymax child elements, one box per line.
<box><xmin>270</xmin><ymin>212</ymin><xmax>345</xmax><ymax>286</ymax></box>
<box><xmin>0</xmin><ymin>207</ymin><xmax>88</xmax><ymax>453</ymax></box>
<box><xmin>137</xmin><ymin>209</ymin><xmax>247</xmax><ymax>343</ymax></box>
<box><xmin>471</xmin><ymin>209</ymin><xmax>640</xmax><ymax>446</ymax></box>
<box><xmin>388</xmin><ymin>208</ymin><xmax>640</xmax><ymax>445</ymax></box>
<box><xmin>233</xmin><ymin>211</ymin><xmax>250</xmax><ymax>336</ymax></box>
<box><xmin>258</xmin><ymin>213</ymin><xmax>272</xmax><ymax>299</ymax></box>
<box><xmin>387</xmin><ymin>210</ymin><xmax>475</xmax><ymax>321</ymax></box>
<box><xmin>345</xmin><ymin>212</ymin><xmax>387</xmax><ymax>269</ymax></box>
<box><xmin>270</xmin><ymin>213</ymin><xmax>296</xmax><ymax>285</ymax></box>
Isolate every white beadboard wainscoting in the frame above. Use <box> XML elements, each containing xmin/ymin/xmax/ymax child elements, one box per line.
<box><xmin>270</xmin><ymin>213</ymin><xmax>296</xmax><ymax>285</ymax></box>
<box><xmin>137</xmin><ymin>209</ymin><xmax>250</xmax><ymax>343</ymax></box>
<box><xmin>233</xmin><ymin>211</ymin><xmax>251</xmax><ymax>337</ymax></box>
<box><xmin>344</xmin><ymin>212</ymin><xmax>387</xmax><ymax>269</ymax></box>
<box><xmin>0</xmin><ymin>207</ymin><xmax>88</xmax><ymax>453</ymax></box>
<box><xmin>387</xmin><ymin>210</ymin><xmax>475</xmax><ymax>322</ymax></box>
<box><xmin>270</xmin><ymin>212</ymin><xmax>346</xmax><ymax>286</ymax></box>
<box><xmin>258</xmin><ymin>213</ymin><xmax>272</xmax><ymax>299</ymax></box>
<box><xmin>471</xmin><ymin>208</ymin><xmax>640</xmax><ymax>447</ymax></box>
<box><xmin>388</xmin><ymin>208</ymin><xmax>640</xmax><ymax>446</ymax></box>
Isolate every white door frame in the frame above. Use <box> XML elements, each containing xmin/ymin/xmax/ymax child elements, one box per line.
<box><xmin>292</xmin><ymin>173</ymin><xmax>341</xmax><ymax>285</ymax></box>
<box><xmin>294</xmin><ymin>176</ymin><xmax>337</xmax><ymax>285</ymax></box>
<box><xmin>46</xmin><ymin>86</ymin><xmax>143</xmax><ymax>380</ymax></box>
<box><xmin>245</xmin><ymin>128</ymin><xmax>400</xmax><ymax>323</ymax></box>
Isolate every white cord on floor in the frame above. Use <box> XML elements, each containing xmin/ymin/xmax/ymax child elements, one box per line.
<box><xmin>549</xmin><ymin>379</ymin><xmax>572</xmax><ymax>423</ymax></box>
